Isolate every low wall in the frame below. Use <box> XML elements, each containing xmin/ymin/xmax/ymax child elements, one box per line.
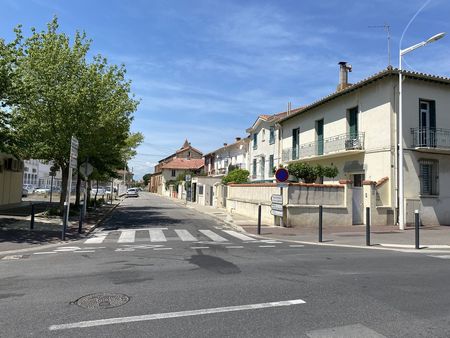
<box><xmin>286</xmin><ymin>205</ymin><xmax>351</xmax><ymax>227</ymax></box>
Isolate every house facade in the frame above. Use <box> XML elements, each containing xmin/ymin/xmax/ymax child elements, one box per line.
<box><xmin>247</xmin><ymin>109</ymin><xmax>301</xmax><ymax>182</ymax></box>
<box><xmin>204</xmin><ymin>137</ymin><xmax>250</xmax><ymax>177</ymax></box>
<box><xmin>279</xmin><ymin>64</ymin><xmax>450</xmax><ymax>226</ymax></box>
<box><xmin>23</xmin><ymin>159</ymin><xmax>63</xmax><ymax>190</ymax></box>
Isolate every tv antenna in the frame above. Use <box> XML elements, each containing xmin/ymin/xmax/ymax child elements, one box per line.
<box><xmin>369</xmin><ymin>23</ymin><xmax>391</xmax><ymax>67</ymax></box>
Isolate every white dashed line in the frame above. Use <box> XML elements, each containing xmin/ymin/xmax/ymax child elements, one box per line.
<box><xmin>225</xmin><ymin>246</ymin><xmax>244</xmax><ymax>249</ymax></box>
<box><xmin>153</xmin><ymin>247</ymin><xmax>172</xmax><ymax>251</ymax></box>
<box><xmin>190</xmin><ymin>247</ymin><xmax>210</xmax><ymax>249</ymax></box>
<box><xmin>33</xmin><ymin>252</ymin><xmax>57</xmax><ymax>255</ymax></box>
<box><xmin>74</xmin><ymin>250</ymin><xmax>96</xmax><ymax>253</ymax></box>
<box><xmin>259</xmin><ymin>245</ymin><xmax>276</xmax><ymax>248</ymax></box>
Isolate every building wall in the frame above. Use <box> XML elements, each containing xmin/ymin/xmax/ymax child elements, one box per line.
<box><xmin>0</xmin><ymin>153</ymin><xmax>24</xmax><ymax>205</ymax></box>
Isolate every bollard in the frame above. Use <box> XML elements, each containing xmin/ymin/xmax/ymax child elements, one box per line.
<box><xmin>62</xmin><ymin>202</ymin><xmax>68</xmax><ymax>241</ymax></box>
<box><xmin>78</xmin><ymin>203</ymin><xmax>84</xmax><ymax>234</ymax></box>
<box><xmin>318</xmin><ymin>205</ymin><xmax>323</xmax><ymax>242</ymax></box>
<box><xmin>257</xmin><ymin>204</ymin><xmax>262</xmax><ymax>235</ymax></box>
<box><xmin>415</xmin><ymin>209</ymin><xmax>420</xmax><ymax>249</ymax></box>
<box><xmin>30</xmin><ymin>204</ymin><xmax>35</xmax><ymax>230</ymax></box>
<box><xmin>366</xmin><ymin>207</ymin><xmax>370</xmax><ymax>246</ymax></box>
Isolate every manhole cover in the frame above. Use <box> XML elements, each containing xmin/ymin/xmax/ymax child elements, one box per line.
<box><xmin>74</xmin><ymin>293</ymin><xmax>130</xmax><ymax>310</ymax></box>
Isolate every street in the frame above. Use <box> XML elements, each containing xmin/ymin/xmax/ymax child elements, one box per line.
<box><xmin>1</xmin><ymin>193</ymin><xmax>450</xmax><ymax>337</ymax></box>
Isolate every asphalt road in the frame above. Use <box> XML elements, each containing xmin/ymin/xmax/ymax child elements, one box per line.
<box><xmin>1</xmin><ymin>192</ymin><xmax>450</xmax><ymax>337</ymax></box>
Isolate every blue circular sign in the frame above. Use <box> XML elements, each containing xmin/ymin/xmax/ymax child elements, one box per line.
<box><xmin>275</xmin><ymin>168</ymin><xmax>289</xmax><ymax>182</ymax></box>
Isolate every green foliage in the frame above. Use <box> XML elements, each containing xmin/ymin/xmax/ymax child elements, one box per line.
<box><xmin>222</xmin><ymin>169</ymin><xmax>250</xmax><ymax>184</ymax></box>
<box><xmin>287</xmin><ymin>163</ymin><xmax>339</xmax><ymax>183</ymax></box>
<box><xmin>143</xmin><ymin>173</ymin><xmax>151</xmax><ymax>186</ymax></box>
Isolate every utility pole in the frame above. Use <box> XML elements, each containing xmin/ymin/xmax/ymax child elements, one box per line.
<box><xmin>368</xmin><ymin>23</ymin><xmax>391</xmax><ymax>67</ymax></box>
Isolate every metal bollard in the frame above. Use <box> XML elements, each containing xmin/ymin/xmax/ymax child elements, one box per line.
<box><xmin>366</xmin><ymin>207</ymin><xmax>370</xmax><ymax>246</ymax></box>
<box><xmin>257</xmin><ymin>204</ymin><xmax>262</xmax><ymax>235</ymax></box>
<box><xmin>318</xmin><ymin>205</ymin><xmax>323</xmax><ymax>242</ymax></box>
<box><xmin>30</xmin><ymin>204</ymin><xmax>35</xmax><ymax>230</ymax></box>
<box><xmin>78</xmin><ymin>203</ymin><xmax>84</xmax><ymax>234</ymax></box>
<box><xmin>415</xmin><ymin>210</ymin><xmax>420</xmax><ymax>249</ymax></box>
<box><xmin>62</xmin><ymin>202</ymin><xmax>68</xmax><ymax>241</ymax></box>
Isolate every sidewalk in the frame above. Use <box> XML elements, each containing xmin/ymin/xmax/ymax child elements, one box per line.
<box><xmin>180</xmin><ymin>199</ymin><xmax>450</xmax><ymax>253</ymax></box>
<box><xmin>0</xmin><ymin>200</ymin><xmax>121</xmax><ymax>254</ymax></box>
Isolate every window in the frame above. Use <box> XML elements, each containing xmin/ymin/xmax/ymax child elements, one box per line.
<box><xmin>419</xmin><ymin>99</ymin><xmax>436</xmax><ymax>147</ymax></box>
<box><xmin>269</xmin><ymin>155</ymin><xmax>274</xmax><ymax>175</ymax></box>
<box><xmin>24</xmin><ymin>167</ymin><xmax>29</xmax><ymax>172</ymax></box>
<box><xmin>253</xmin><ymin>159</ymin><xmax>257</xmax><ymax>177</ymax></box>
<box><xmin>171</xmin><ymin>169</ymin><xmax>176</xmax><ymax>177</ymax></box>
<box><xmin>261</xmin><ymin>156</ymin><xmax>265</xmax><ymax>180</ymax></box>
<box><xmin>253</xmin><ymin>133</ymin><xmax>257</xmax><ymax>149</ymax></box>
<box><xmin>269</xmin><ymin>127</ymin><xmax>275</xmax><ymax>144</ymax></box>
<box><xmin>198</xmin><ymin>185</ymin><xmax>204</xmax><ymax>195</ymax></box>
<box><xmin>420</xmin><ymin>159</ymin><xmax>439</xmax><ymax>195</ymax></box>
<box><xmin>348</xmin><ymin>107</ymin><xmax>358</xmax><ymax>137</ymax></box>
<box><xmin>316</xmin><ymin>119</ymin><xmax>324</xmax><ymax>155</ymax></box>
<box><xmin>292</xmin><ymin>128</ymin><xmax>300</xmax><ymax>160</ymax></box>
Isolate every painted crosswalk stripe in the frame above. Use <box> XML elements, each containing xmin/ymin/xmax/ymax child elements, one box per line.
<box><xmin>259</xmin><ymin>245</ymin><xmax>276</xmax><ymax>248</ymax></box>
<box><xmin>148</xmin><ymin>229</ymin><xmax>167</xmax><ymax>242</ymax></box>
<box><xmin>174</xmin><ymin>229</ymin><xmax>197</xmax><ymax>241</ymax></box>
<box><xmin>190</xmin><ymin>246</ymin><xmax>210</xmax><ymax>249</ymax></box>
<box><xmin>429</xmin><ymin>255</ymin><xmax>450</xmax><ymax>259</ymax></box>
<box><xmin>199</xmin><ymin>230</ymin><xmax>228</xmax><ymax>242</ymax></box>
<box><xmin>222</xmin><ymin>230</ymin><xmax>255</xmax><ymax>241</ymax></box>
<box><xmin>118</xmin><ymin>230</ymin><xmax>135</xmax><ymax>243</ymax></box>
<box><xmin>84</xmin><ymin>235</ymin><xmax>107</xmax><ymax>244</ymax></box>
<box><xmin>49</xmin><ymin>298</ymin><xmax>306</xmax><ymax>330</ymax></box>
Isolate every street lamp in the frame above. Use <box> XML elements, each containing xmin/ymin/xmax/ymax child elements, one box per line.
<box><xmin>398</xmin><ymin>32</ymin><xmax>446</xmax><ymax>230</ymax></box>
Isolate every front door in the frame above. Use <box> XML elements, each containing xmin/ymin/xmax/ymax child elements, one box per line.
<box><xmin>352</xmin><ymin>174</ymin><xmax>364</xmax><ymax>225</ymax></box>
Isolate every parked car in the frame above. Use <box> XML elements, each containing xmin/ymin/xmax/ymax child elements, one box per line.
<box><xmin>22</xmin><ymin>188</ymin><xmax>28</xmax><ymax>197</ymax></box>
<box><xmin>126</xmin><ymin>188</ymin><xmax>139</xmax><ymax>198</ymax></box>
<box><xmin>23</xmin><ymin>184</ymin><xmax>35</xmax><ymax>194</ymax></box>
<box><xmin>35</xmin><ymin>187</ymin><xmax>51</xmax><ymax>194</ymax></box>
<box><xmin>90</xmin><ymin>187</ymin><xmax>106</xmax><ymax>197</ymax></box>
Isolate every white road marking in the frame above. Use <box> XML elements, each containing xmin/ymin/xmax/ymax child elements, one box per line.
<box><xmin>148</xmin><ymin>229</ymin><xmax>167</xmax><ymax>242</ymax></box>
<box><xmin>226</xmin><ymin>246</ymin><xmax>244</xmax><ymax>249</ymax></box>
<box><xmin>199</xmin><ymin>230</ymin><xmax>228</xmax><ymax>242</ymax></box>
<box><xmin>115</xmin><ymin>248</ymin><xmax>135</xmax><ymax>252</ymax></box>
<box><xmin>54</xmin><ymin>247</ymin><xmax>80</xmax><ymax>252</ymax></box>
<box><xmin>259</xmin><ymin>245</ymin><xmax>276</xmax><ymax>248</ymax></box>
<box><xmin>429</xmin><ymin>255</ymin><xmax>450</xmax><ymax>259</ymax></box>
<box><xmin>153</xmin><ymin>247</ymin><xmax>172</xmax><ymax>251</ymax></box>
<box><xmin>118</xmin><ymin>230</ymin><xmax>135</xmax><ymax>243</ymax></box>
<box><xmin>74</xmin><ymin>250</ymin><xmax>96</xmax><ymax>253</ymax></box>
<box><xmin>174</xmin><ymin>229</ymin><xmax>197</xmax><ymax>241</ymax></box>
<box><xmin>49</xmin><ymin>298</ymin><xmax>306</xmax><ymax>330</ymax></box>
<box><xmin>190</xmin><ymin>247</ymin><xmax>210</xmax><ymax>249</ymax></box>
<box><xmin>2</xmin><ymin>255</ymin><xmax>24</xmax><ymax>260</ymax></box>
<box><xmin>84</xmin><ymin>235</ymin><xmax>107</xmax><ymax>244</ymax></box>
<box><xmin>33</xmin><ymin>252</ymin><xmax>56</xmax><ymax>255</ymax></box>
<box><xmin>222</xmin><ymin>230</ymin><xmax>256</xmax><ymax>241</ymax></box>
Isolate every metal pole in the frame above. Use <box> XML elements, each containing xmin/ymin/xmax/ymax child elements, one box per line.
<box><xmin>30</xmin><ymin>204</ymin><xmax>35</xmax><ymax>230</ymax></box>
<box><xmin>398</xmin><ymin>53</ymin><xmax>405</xmax><ymax>230</ymax></box>
<box><xmin>415</xmin><ymin>209</ymin><xmax>420</xmax><ymax>249</ymax></box>
<box><xmin>318</xmin><ymin>205</ymin><xmax>323</xmax><ymax>242</ymax></box>
<box><xmin>78</xmin><ymin>203</ymin><xmax>84</xmax><ymax>233</ymax></box>
<box><xmin>50</xmin><ymin>175</ymin><xmax>54</xmax><ymax>203</ymax></box>
<box><xmin>257</xmin><ymin>203</ymin><xmax>262</xmax><ymax>235</ymax></box>
<box><xmin>366</xmin><ymin>207</ymin><xmax>371</xmax><ymax>246</ymax></box>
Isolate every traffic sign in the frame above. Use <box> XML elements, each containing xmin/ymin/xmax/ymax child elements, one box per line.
<box><xmin>271</xmin><ymin>209</ymin><xmax>283</xmax><ymax>217</ymax></box>
<box><xmin>271</xmin><ymin>203</ymin><xmax>283</xmax><ymax>211</ymax></box>
<box><xmin>275</xmin><ymin>168</ymin><xmax>289</xmax><ymax>182</ymax></box>
<box><xmin>185</xmin><ymin>175</ymin><xmax>192</xmax><ymax>182</ymax></box>
<box><xmin>69</xmin><ymin>136</ymin><xmax>79</xmax><ymax>169</ymax></box>
<box><xmin>80</xmin><ymin>162</ymin><xmax>94</xmax><ymax>177</ymax></box>
<box><xmin>271</xmin><ymin>194</ymin><xmax>283</xmax><ymax>204</ymax></box>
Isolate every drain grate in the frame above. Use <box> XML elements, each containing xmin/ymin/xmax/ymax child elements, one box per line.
<box><xmin>74</xmin><ymin>293</ymin><xmax>130</xmax><ymax>310</ymax></box>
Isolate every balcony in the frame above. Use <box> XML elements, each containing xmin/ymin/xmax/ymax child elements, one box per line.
<box><xmin>411</xmin><ymin>128</ymin><xmax>450</xmax><ymax>153</ymax></box>
<box><xmin>282</xmin><ymin>132</ymin><xmax>365</xmax><ymax>162</ymax></box>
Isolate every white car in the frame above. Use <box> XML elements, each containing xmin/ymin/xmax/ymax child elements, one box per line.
<box><xmin>126</xmin><ymin>188</ymin><xmax>139</xmax><ymax>198</ymax></box>
<box><xmin>35</xmin><ymin>187</ymin><xmax>51</xmax><ymax>194</ymax></box>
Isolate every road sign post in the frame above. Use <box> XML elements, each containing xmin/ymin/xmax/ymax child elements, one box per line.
<box><xmin>273</xmin><ymin>168</ymin><xmax>289</xmax><ymax>226</ymax></box>
<box><xmin>63</xmin><ymin>136</ymin><xmax>78</xmax><ymax>240</ymax></box>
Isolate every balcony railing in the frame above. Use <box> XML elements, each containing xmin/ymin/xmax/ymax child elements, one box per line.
<box><xmin>411</xmin><ymin>128</ymin><xmax>450</xmax><ymax>148</ymax></box>
<box><xmin>282</xmin><ymin>132</ymin><xmax>365</xmax><ymax>162</ymax></box>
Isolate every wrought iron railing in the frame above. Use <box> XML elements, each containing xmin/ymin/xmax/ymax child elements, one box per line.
<box><xmin>282</xmin><ymin>132</ymin><xmax>365</xmax><ymax>161</ymax></box>
<box><xmin>411</xmin><ymin>128</ymin><xmax>450</xmax><ymax>148</ymax></box>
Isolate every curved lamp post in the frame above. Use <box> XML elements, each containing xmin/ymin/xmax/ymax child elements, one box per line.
<box><xmin>398</xmin><ymin>32</ymin><xmax>446</xmax><ymax>230</ymax></box>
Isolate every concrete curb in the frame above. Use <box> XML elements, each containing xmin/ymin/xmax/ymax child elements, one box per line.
<box><xmin>0</xmin><ymin>199</ymin><xmax>123</xmax><ymax>256</ymax></box>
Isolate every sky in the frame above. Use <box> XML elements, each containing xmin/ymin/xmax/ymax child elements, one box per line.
<box><xmin>1</xmin><ymin>0</ymin><xmax>449</xmax><ymax>179</ymax></box>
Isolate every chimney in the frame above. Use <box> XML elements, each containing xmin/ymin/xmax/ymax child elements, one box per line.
<box><xmin>337</xmin><ymin>61</ymin><xmax>352</xmax><ymax>91</ymax></box>
<box><xmin>223</xmin><ymin>143</ymin><xmax>228</xmax><ymax>147</ymax></box>
<box><xmin>235</xmin><ymin>137</ymin><xmax>241</xmax><ymax>142</ymax></box>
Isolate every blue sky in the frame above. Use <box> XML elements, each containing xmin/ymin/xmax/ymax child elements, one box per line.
<box><xmin>1</xmin><ymin>0</ymin><xmax>449</xmax><ymax>179</ymax></box>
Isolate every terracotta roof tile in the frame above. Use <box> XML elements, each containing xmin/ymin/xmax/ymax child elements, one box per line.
<box><xmin>161</xmin><ymin>158</ymin><xmax>204</xmax><ymax>170</ymax></box>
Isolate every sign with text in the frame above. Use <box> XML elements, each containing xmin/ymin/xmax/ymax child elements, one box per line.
<box><xmin>271</xmin><ymin>209</ymin><xmax>283</xmax><ymax>217</ymax></box>
<box><xmin>271</xmin><ymin>194</ymin><xmax>282</xmax><ymax>204</ymax></box>
<box><xmin>69</xmin><ymin>136</ymin><xmax>79</xmax><ymax>169</ymax></box>
<box><xmin>271</xmin><ymin>203</ymin><xmax>283</xmax><ymax>212</ymax></box>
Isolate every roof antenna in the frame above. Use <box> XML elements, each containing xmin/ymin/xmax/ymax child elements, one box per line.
<box><xmin>369</xmin><ymin>23</ymin><xmax>391</xmax><ymax>67</ymax></box>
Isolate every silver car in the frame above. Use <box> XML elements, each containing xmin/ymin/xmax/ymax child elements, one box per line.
<box><xmin>126</xmin><ymin>188</ymin><xmax>139</xmax><ymax>198</ymax></box>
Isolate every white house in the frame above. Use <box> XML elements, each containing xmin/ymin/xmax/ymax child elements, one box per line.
<box><xmin>204</xmin><ymin>137</ymin><xmax>250</xmax><ymax>177</ymax></box>
<box><xmin>279</xmin><ymin>63</ymin><xmax>450</xmax><ymax>226</ymax></box>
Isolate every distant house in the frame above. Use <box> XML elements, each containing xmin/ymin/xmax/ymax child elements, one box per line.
<box><xmin>0</xmin><ymin>153</ymin><xmax>24</xmax><ymax>206</ymax></box>
<box><xmin>149</xmin><ymin>140</ymin><xmax>204</xmax><ymax>196</ymax></box>
<box><xmin>204</xmin><ymin>137</ymin><xmax>250</xmax><ymax>177</ymax></box>
<box><xmin>23</xmin><ymin>159</ymin><xmax>62</xmax><ymax>190</ymax></box>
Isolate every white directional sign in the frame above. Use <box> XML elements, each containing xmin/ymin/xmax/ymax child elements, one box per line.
<box><xmin>271</xmin><ymin>209</ymin><xmax>283</xmax><ymax>217</ymax></box>
<box><xmin>69</xmin><ymin>136</ymin><xmax>79</xmax><ymax>169</ymax></box>
<box><xmin>271</xmin><ymin>194</ymin><xmax>283</xmax><ymax>204</ymax></box>
<box><xmin>271</xmin><ymin>194</ymin><xmax>283</xmax><ymax>217</ymax></box>
<box><xmin>271</xmin><ymin>203</ymin><xmax>283</xmax><ymax>212</ymax></box>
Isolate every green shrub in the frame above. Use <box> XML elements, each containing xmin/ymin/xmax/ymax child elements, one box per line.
<box><xmin>287</xmin><ymin>163</ymin><xmax>339</xmax><ymax>183</ymax></box>
<box><xmin>222</xmin><ymin>169</ymin><xmax>250</xmax><ymax>184</ymax></box>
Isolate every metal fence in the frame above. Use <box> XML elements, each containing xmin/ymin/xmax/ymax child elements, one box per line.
<box><xmin>411</xmin><ymin>128</ymin><xmax>450</xmax><ymax>148</ymax></box>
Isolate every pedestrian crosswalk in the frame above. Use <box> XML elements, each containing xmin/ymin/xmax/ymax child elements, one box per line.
<box><xmin>85</xmin><ymin>228</ymin><xmax>259</xmax><ymax>245</ymax></box>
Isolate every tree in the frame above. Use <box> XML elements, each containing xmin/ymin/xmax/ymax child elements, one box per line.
<box><xmin>143</xmin><ymin>173</ymin><xmax>152</xmax><ymax>186</ymax></box>
<box><xmin>222</xmin><ymin>169</ymin><xmax>249</xmax><ymax>184</ymax></box>
<box><xmin>8</xmin><ymin>17</ymin><xmax>139</xmax><ymax>209</ymax></box>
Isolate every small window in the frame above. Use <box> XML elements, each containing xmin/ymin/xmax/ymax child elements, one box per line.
<box><xmin>198</xmin><ymin>185</ymin><xmax>204</xmax><ymax>195</ymax></box>
<box><xmin>24</xmin><ymin>167</ymin><xmax>29</xmax><ymax>172</ymax></box>
<box><xmin>252</xmin><ymin>159</ymin><xmax>257</xmax><ymax>177</ymax></box>
<box><xmin>269</xmin><ymin>155</ymin><xmax>274</xmax><ymax>175</ymax></box>
<box><xmin>269</xmin><ymin>127</ymin><xmax>275</xmax><ymax>144</ymax></box>
<box><xmin>253</xmin><ymin>133</ymin><xmax>257</xmax><ymax>149</ymax></box>
<box><xmin>171</xmin><ymin>169</ymin><xmax>176</xmax><ymax>177</ymax></box>
<box><xmin>420</xmin><ymin>159</ymin><xmax>439</xmax><ymax>195</ymax></box>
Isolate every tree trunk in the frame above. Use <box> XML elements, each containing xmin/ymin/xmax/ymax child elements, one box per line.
<box><xmin>87</xmin><ymin>179</ymin><xmax>91</xmax><ymax>208</ymax></box>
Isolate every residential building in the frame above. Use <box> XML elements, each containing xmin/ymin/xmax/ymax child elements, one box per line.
<box><xmin>23</xmin><ymin>159</ymin><xmax>62</xmax><ymax>190</ymax></box>
<box><xmin>0</xmin><ymin>153</ymin><xmax>24</xmax><ymax>206</ymax></box>
<box><xmin>279</xmin><ymin>63</ymin><xmax>450</xmax><ymax>226</ymax></box>
<box><xmin>204</xmin><ymin>137</ymin><xmax>250</xmax><ymax>177</ymax></box>
<box><xmin>246</xmin><ymin>108</ymin><xmax>302</xmax><ymax>182</ymax></box>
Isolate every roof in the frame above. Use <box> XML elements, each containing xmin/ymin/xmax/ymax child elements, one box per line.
<box><xmin>279</xmin><ymin>67</ymin><xmax>450</xmax><ymax>123</ymax></box>
<box><xmin>175</xmin><ymin>145</ymin><xmax>203</xmax><ymax>155</ymax></box>
<box><xmin>203</xmin><ymin>137</ymin><xmax>250</xmax><ymax>157</ymax></box>
<box><xmin>246</xmin><ymin>108</ymin><xmax>303</xmax><ymax>133</ymax></box>
<box><xmin>160</xmin><ymin>158</ymin><xmax>204</xmax><ymax>170</ymax></box>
